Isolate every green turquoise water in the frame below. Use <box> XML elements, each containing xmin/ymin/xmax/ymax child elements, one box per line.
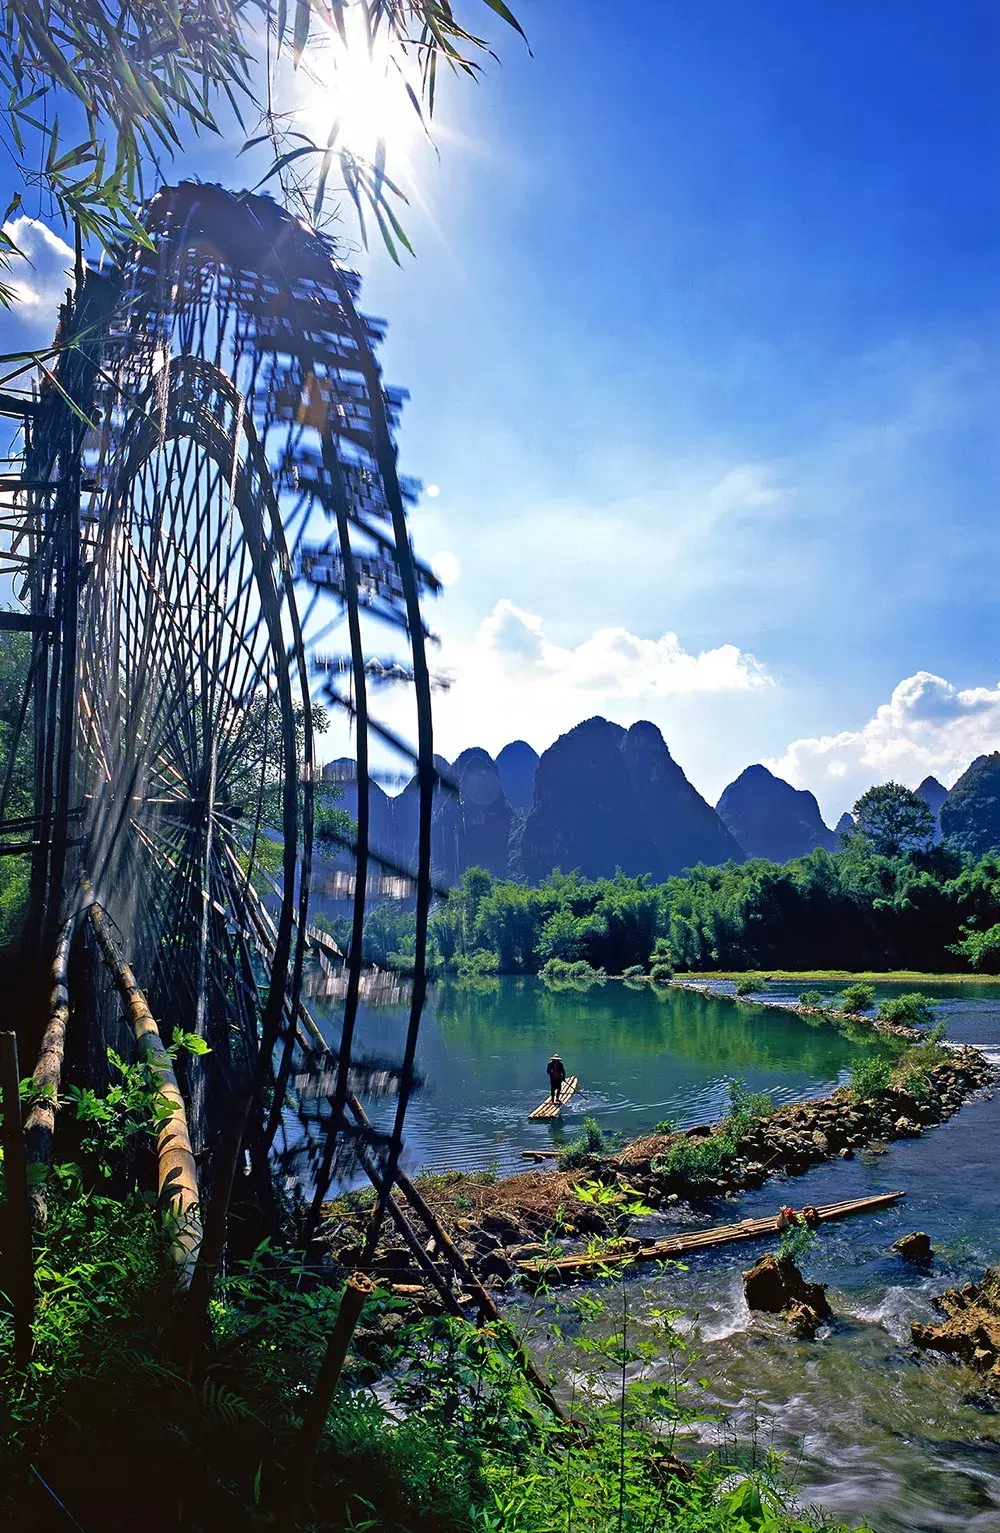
<box><xmin>313</xmin><ymin>974</ymin><xmax>1000</xmax><ymax>1533</ymax></box>
<box><xmin>320</xmin><ymin>975</ymin><xmax>889</xmax><ymax>1176</ymax></box>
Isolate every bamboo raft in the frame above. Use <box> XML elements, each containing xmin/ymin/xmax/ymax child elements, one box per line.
<box><xmin>518</xmin><ymin>1190</ymin><xmax>905</xmax><ymax>1284</ymax></box>
<box><xmin>529</xmin><ymin>1075</ymin><xmax>579</xmax><ymax>1120</ymax></box>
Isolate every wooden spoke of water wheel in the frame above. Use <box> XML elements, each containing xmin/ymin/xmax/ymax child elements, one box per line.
<box><xmin>77</xmin><ymin>350</ymin><xmax>313</xmax><ymax>1153</ymax></box>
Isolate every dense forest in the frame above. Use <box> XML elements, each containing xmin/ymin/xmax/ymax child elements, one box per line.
<box><xmin>339</xmin><ymin>838</ymin><xmax>1000</xmax><ymax>978</ymax></box>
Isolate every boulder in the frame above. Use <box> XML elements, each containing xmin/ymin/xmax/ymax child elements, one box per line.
<box><xmin>893</xmin><ymin>1231</ymin><xmax>933</xmax><ymax>1263</ymax></box>
<box><xmin>742</xmin><ymin>1252</ymin><xmax>832</xmax><ymax>1330</ymax></box>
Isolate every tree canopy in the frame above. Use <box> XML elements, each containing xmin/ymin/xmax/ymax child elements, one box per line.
<box><xmin>851</xmin><ymin>782</ymin><xmax>934</xmax><ymax>858</ymax></box>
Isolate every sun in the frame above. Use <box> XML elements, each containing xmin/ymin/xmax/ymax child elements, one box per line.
<box><xmin>296</xmin><ymin>23</ymin><xmax>424</xmax><ymax>177</ymax></box>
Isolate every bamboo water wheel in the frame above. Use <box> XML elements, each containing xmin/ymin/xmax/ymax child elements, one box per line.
<box><xmin>0</xmin><ymin>183</ymin><xmax>438</xmax><ymax>1213</ymax></box>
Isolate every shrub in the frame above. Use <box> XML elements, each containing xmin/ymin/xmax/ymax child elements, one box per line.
<box><xmin>454</xmin><ymin>947</ymin><xmax>500</xmax><ymax>979</ymax></box>
<box><xmin>839</xmin><ymin>982</ymin><xmax>876</xmax><ymax>1014</ymax></box>
<box><xmin>654</xmin><ymin>1115</ymin><xmax>676</xmax><ymax>1134</ymax></box>
<box><xmin>558</xmin><ymin>1115</ymin><xmax>618</xmax><ymax>1169</ymax></box>
<box><xmin>799</xmin><ymin>988</ymin><xmax>825</xmax><ymax>1006</ymax></box>
<box><xmin>648</xmin><ymin>959</ymin><xmax>673</xmax><ymax>983</ymax></box>
<box><xmin>778</xmin><ymin>1221</ymin><xmax>819</xmax><ymax>1263</ymax></box>
<box><xmin>876</xmin><ymin>991</ymin><xmax>937</xmax><ymax>1028</ymax></box>
<box><xmin>733</xmin><ymin>974</ymin><xmax>757</xmax><ymax>996</ymax></box>
<box><xmin>658</xmin><ymin>1131</ymin><xmax>737</xmax><ymax>1180</ymax></box>
<box><xmin>725</xmin><ymin>1078</ymin><xmax>772</xmax><ymax>1136</ymax></box>
<box><xmin>539</xmin><ymin>957</ymin><xmax>606</xmax><ymax>990</ymax></box>
<box><xmin>849</xmin><ymin>1055</ymin><xmax>893</xmax><ymax>1101</ymax></box>
<box><xmin>621</xmin><ymin>963</ymin><xmax>645</xmax><ymax>979</ymax></box>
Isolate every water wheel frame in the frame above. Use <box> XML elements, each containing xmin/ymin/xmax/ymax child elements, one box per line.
<box><xmin>0</xmin><ymin>183</ymin><xmax>438</xmax><ymax>1218</ymax></box>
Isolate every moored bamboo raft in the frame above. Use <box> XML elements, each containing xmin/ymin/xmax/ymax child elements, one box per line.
<box><xmin>518</xmin><ymin>1190</ymin><xmax>905</xmax><ymax>1284</ymax></box>
<box><xmin>529</xmin><ymin>1075</ymin><xmax>579</xmax><ymax>1120</ymax></box>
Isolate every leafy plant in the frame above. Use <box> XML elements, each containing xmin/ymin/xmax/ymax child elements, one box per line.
<box><xmin>799</xmin><ymin>989</ymin><xmax>825</xmax><ymax>1006</ymax></box>
<box><xmin>538</xmin><ymin>957</ymin><xmax>606</xmax><ymax>990</ymax></box>
<box><xmin>838</xmin><ymin>982</ymin><xmax>876</xmax><ymax>1014</ymax></box>
<box><xmin>849</xmin><ymin>1055</ymin><xmax>893</xmax><ymax>1101</ymax></box>
<box><xmin>777</xmin><ymin>1221</ymin><xmax>819</xmax><ymax>1263</ymax></box>
<box><xmin>558</xmin><ymin>1115</ymin><xmax>619</xmax><ymax>1169</ymax></box>
<box><xmin>876</xmin><ymin>992</ymin><xmax>937</xmax><ymax>1028</ymax></box>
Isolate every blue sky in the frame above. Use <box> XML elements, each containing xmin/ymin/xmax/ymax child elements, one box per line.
<box><xmin>5</xmin><ymin>0</ymin><xmax>1000</xmax><ymax>819</ymax></box>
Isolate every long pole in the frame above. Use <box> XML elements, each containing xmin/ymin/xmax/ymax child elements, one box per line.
<box><xmin>0</xmin><ymin>1030</ymin><xmax>35</xmax><ymax>1365</ymax></box>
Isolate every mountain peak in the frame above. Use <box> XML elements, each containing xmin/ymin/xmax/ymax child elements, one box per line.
<box><xmin>716</xmin><ymin>764</ymin><xmax>837</xmax><ymax>861</ymax></box>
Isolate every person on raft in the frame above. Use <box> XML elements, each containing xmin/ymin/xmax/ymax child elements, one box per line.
<box><xmin>546</xmin><ymin>1054</ymin><xmax>567</xmax><ymax>1103</ymax></box>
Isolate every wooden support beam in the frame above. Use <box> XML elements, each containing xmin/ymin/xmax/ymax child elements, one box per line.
<box><xmin>24</xmin><ymin>914</ymin><xmax>76</xmax><ymax>1227</ymax></box>
<box><xmin>345</xmin><ymin>1091</ymin><xmax>570</xmax><ymax>1425</ymax></box>
<box><xmin>0</xmin><ymin>613</ymin><xmax>56</xmax><ymax>634</ymax></box>
<box><xmin>87</xmin><ymin>896</ymin><xmax>202</xmax><ymax>1282</ymax></box>
<box><xmin>0</xmin><ymin>1031</ymin><xmax>35</xmax><ymax>1365</ymax></box>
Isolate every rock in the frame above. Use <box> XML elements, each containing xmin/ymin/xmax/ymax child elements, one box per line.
<box><xmin>784</xmin><ymin>1301</ymin><xmax>826</xmax><ymax>1340</ymax></box>
<box><xmin>811</xmin><ymin>1131</ymin><xmax>830</xmax><ymax>1153</ymax></box>
<box><xmin>508</xmin><ymin>1242</ymin><xmax>549</xmax><ymax>1262</ymax></box>
<box><xmin>893</xmin><ymin>1231</ymin><xmax>933</xmax><ymax>1263</ymax></box>
<box><xmin>478</xmin><ymin>1250</ymin><xmax>514</xmax><ymax>1283</ymax></box>
<box><xmin>839</xmin><ymin>1148</ymin><xmax>854</xmax><ymax>1159</ymax></box>
<box><xmin>742</xmin><ymin>1252</ymin><xmax>832</xmax><ymax>1326</ymax></box>
<box><xmin>480</xmin><ymin>1211</ymin><xmax>522</xmax><ymax>1244</ymax></box>
<box><xmin>894</xmin><ymin>1117</ymin><xmax>921</xmax><ymax>1137</ymax></box>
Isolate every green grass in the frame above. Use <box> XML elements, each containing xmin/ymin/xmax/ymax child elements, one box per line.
<box><xmin>685</xmin><ymin>969</ymin><xmax>998</xmax><ymax>984</ymax></box>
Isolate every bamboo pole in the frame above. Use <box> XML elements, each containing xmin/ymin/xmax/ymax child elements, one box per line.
<box><xmin>520</xmin><ymin>1191</ymin><xmax>907</xmax><ymax>1285</ymax></box>
<box><xmin>298</xmin><ymin>1271</ymin><xmax>375</xmax><ymax>1468</ymax></box>
<box><xmin>1</xmin><ymin>1030</ymin><xmax>35</xmax><ymax>1365</ymax></box>
<box><xmin>87</xmin><ymin>898</ymin><xmax>201</xmax><ymax>1281</ymax></box>
<box><xmin>348</xmin><ymin>1130</ymin><xmax>463</xmax><ymax>1319</ymax></box>
<box><xmin>24</xmin><ymin>914</ymin><xmax>76</xmax><ymax>1227</ymax></box>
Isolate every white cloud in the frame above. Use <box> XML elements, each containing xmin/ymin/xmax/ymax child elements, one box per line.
<box><xmin>2</xmin><ymin>217</ymin><xmax>74</xmax><ymax>327</ymax></box>
<box><xmin>767</xmin><ymin>670</ymin><xmax>1000</xmax><ymax>819</ymax></box>
<box><xmin>419</xmin><ymin>599</ymin><xmax>773</xmax><ymax>759</ymax></box>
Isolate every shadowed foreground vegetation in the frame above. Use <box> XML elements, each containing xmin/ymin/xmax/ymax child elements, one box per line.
<box><xmin>1</xmin><ymin>1065</ymin><xmax>872</xmax><ymax>1533</ymax></box>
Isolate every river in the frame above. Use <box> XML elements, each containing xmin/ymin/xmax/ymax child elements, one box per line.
<box><xmin>313</xmin><ymin>975</ymin><xmax>1000</xmax><ymax>1532</ymax></box>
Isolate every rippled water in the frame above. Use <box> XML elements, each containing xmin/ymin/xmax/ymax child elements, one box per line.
<box><xmin>517</xmin><ymin>986</ymin><xmax>1000</xmax><ymax>1533</ymax></box>
<box><xmin>313</xmin><ymin>974</ymin><xmax>1000</xmax><ymax>1530</ymax></box>
<box><xmin>312</xmin><ymin>975</ymin><xmax>891</xmax><ymax>1176</ymax></box>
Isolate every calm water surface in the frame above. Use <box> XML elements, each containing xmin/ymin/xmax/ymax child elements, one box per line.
<box><xmin>314</xmin><ymin>976</ymin><xmax>1000</xmax><ymax>1532</ymax></box>
<box><xmin>315</xmin><ymin>976</ymin><xmax>890</xmax><ymax>1176</ymax></box>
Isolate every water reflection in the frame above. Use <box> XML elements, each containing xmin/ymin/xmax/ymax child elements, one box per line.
<box><xmin>310</xmin><ymin>974</ymin><xmax>890</xmax><ymax>1176</ymax></box>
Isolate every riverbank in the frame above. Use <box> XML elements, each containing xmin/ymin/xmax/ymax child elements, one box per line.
<box><xmin>682</xmin><ymin>970</ymin><xmax>1000</xmax><ymax>985</ymax></box>
<box><xmin>669</xmin><ymin>978</ymin><xmax>923</xmax><ymax>1041</ymax></box>
<box><xmin>326</xmin><ymin>1043</ymin><xmax>995</xmax><ymax>1298</ymax></box>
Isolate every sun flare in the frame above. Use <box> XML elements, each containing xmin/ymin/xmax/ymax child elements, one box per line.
<box><xmin>296</xmin><ymin>26</ymin><xmax>424</xmax><ymax>178</ymax></box>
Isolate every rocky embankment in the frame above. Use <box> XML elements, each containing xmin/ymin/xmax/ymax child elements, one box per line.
<box><xmin>912</xmin><ymin>1269</ymin><xmax>1000</xmax><ymax>1388</ymax></box>
<box><xmin>327</xmin><ymin>1048</ymin><xmax>994</xmax><ymax>1300</ymax></box>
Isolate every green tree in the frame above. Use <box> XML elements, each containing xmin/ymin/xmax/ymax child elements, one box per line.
<box><xmin>852</xmin><ymin>782</ymin><xmax>935</xmax><ymax>858</ymax></box>
<box><xmin>536</xmin><ymin>907</ymin><xmax>588</xmax><ymax>963</ymax></box>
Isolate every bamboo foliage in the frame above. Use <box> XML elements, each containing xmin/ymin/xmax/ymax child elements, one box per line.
<box><xmin>0</xmin><ymin>0</ymin><xmax>526</xmax><ymax>292</ymax></box>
